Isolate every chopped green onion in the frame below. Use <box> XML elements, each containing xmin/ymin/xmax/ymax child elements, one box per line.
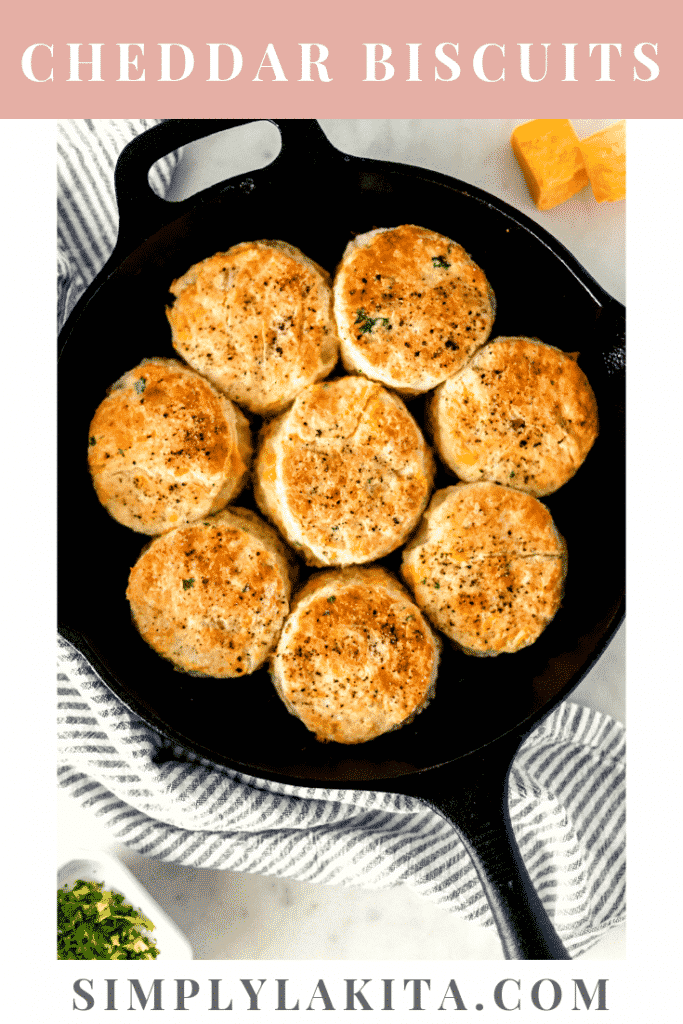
<box><xmin>58</xmin><ymin>879</ymin><xmax>159</xmax><ymax>960</ymax></box>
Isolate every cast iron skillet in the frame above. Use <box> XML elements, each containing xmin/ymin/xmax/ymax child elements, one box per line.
<box><xmin>58</xmin><ymin>119</ymin><xmax>625</xmax><ymax>959</ymax></box>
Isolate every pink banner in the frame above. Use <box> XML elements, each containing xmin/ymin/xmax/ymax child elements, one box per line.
<box><xmin>4</xmin><ymin>0</ymin><xmax>681</xmax><ymax>117</ymax></box>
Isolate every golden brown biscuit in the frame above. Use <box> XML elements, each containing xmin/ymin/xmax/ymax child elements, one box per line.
<box><xmin>428</xmin><ymin>337</ymin><xmax>598</xmax><ymax>496</ymax></box>
<box><xmin>166</xmin><ymin>241</ymin><xmax>339</xmax><ymax>416</ymax></box>
<box><xmin>333</xmin><ymin>224</ymin><xmax>495</xmax><ymax>395</ymax></box>
<box><xmin>88</xmin><ymin>358</ymin><xmax>251</xmax><ymax>534</ymax></box>
<box><xmin>126</xmin><ymin>507</ymin><xmax>294</xmax><ymax>677</ymax></box>
<box><xmin>271</xmin><ymin>567</ymin><xmax>441</xmax><ymax>744</ymax></box>
<box><xmin>254</xmin><ymin>376</ymin><xmax>435</xmax><ymax>566</ymax></box>
<box><xmin>401</xmin><ymin>482</ymin><xmax>566</xmax><ymax>656</ymax></box>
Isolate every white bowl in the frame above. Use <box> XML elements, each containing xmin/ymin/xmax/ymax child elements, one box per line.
<box><xmin>58</xmin><ymin>849</ymin><xmax>193</xmax><ymax>960</ymax></box>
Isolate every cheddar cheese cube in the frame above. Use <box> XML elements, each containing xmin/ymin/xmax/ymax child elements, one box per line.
<box><xmin>511</xmin><ymin>119</ymin><xmax>589</xmax><ymax>210</ymax></box>
<box><xmin>578</xmin><ymin>120</ymin><xmax>625</xmax><ymax>203</ymax></box>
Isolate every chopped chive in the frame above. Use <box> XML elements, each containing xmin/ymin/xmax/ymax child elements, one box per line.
<box><xmin>354</xmin><ymin>308</ymin><xmax>390</xmax><ymax>335</ymax></box>
<box><xmin>58</xmin><ymin>880</ymin><xmax>159</xmax><ymax>960</ymax></box>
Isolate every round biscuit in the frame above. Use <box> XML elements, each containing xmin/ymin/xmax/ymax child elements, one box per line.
<box><xmin>428</xmin><ymin>337</ymin><xmax>598</xmax><ymax>496</ymax></box>
<box><xmin>166</xmin><ymin>241</ymin><xmax>339</xmax><ymax>416</ymax></box>
<box><xmin>271</xmin><ymin>567</ymin><xmax>441</xmax><ymax>744</ymax></box>
<box><xmin>126</xmin><ymin>508</ymin><xmax>293</xmax><ymax>678</ymax></box>
<box><xmin>253</xmin><ymin>376</ymin><xmax>435</xmax><ymax>566</ymax></box>
<box><xmin>401</xmin><ymin>482</ymin><xmax>567</xmax><ymax>656</ymax></box>
<box><xmin>88</xmin><ymin>358</ymin><xmax>251</xmax><ymax>534</ymax></box>
<box><xmin>333</xmin><ymin>224</ymin><xmax>495</xmax><ymax>394</ymax></box>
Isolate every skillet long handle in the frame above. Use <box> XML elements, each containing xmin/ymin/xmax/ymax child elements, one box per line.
<box><xmin>413</xmin><ymin>740</ymin><xmax>572</xmax><ymax>960</ymax></box>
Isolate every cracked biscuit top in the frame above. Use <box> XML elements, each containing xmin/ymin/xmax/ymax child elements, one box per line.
<box><xmin>254</xmin><ymin>376</ymin><xmax>435</xmax><ymax>566</ymax></box>
<box><xmin>166</xmin><ymin>240</ymin><xmax>340</xmax><ymax>417</ymax></box>
<box><xmin>88</xmin><ymin>358</ymin><xmax>251</xmax><ymax>534</ymax></box>
<box><xmin>333</xmin><ymin>224</ymin><xmax>496</xmax><ymax>395</ymax></box>
<box><xmin>428</xmin><ymin>337</ymin><xmax>598</xmax><ymax>496</ymax></box>
<box><xmin>401</xmin><ymin>482</ymin><xmax>566</xmax><ymax>656</ymax></box>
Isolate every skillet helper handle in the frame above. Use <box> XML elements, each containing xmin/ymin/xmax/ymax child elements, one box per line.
<box><xmin>113</xmin><ymin>118</ymin><xmax>339</xmax><ymax>257</ymax></box>
<box><xmin>113</xmin><ymin>119</ymin><xmax>255</xmax><ymax>254</ymax></box>
<box><xmin>416</xmin><ymin>736</ymin><xmax>571</xmax><ymax>960</ymax></box>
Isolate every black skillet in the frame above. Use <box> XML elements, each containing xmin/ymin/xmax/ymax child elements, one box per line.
<box><xmin>58</xmin><ymin>119</ymin><xmax>625</xmax><ymax>959</ymax></box>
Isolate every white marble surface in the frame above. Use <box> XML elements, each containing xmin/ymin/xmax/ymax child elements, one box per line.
<box><xmin>59</xmin><ymin>120</ymin><xmax>625</xmax><ymax>960</ymax></box>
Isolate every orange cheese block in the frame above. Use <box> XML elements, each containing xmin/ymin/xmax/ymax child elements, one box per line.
<box><xmin>511</xmin><ymin>119</ymin><xmax>589</xmax><ymax>210</ymax></box>
<box><xmin>578</xmin><ymin>120</ymin><xmax>626</xmax><ymax>203</ymax></box>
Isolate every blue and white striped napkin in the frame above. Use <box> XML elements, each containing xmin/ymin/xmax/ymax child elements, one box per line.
<box><xmin>57</xmin><ymin>119</ymin><xmax>625</xmax><ymax>958</ymax></box>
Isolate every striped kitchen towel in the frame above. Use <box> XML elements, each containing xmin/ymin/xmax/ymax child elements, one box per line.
<box><xmin>57</xmin><ymin>118</ymin><xmax>177</xmax><ymax>326</ymax></box>
<box><xmin>57</xmin><ymin>635</ymin><xmax>625</xmax><ymax>959</ymax></box>
<box><xmin>57</xmin><ymin>119</ymin><xmax>625</xmax><ymax>958</ymax></box>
